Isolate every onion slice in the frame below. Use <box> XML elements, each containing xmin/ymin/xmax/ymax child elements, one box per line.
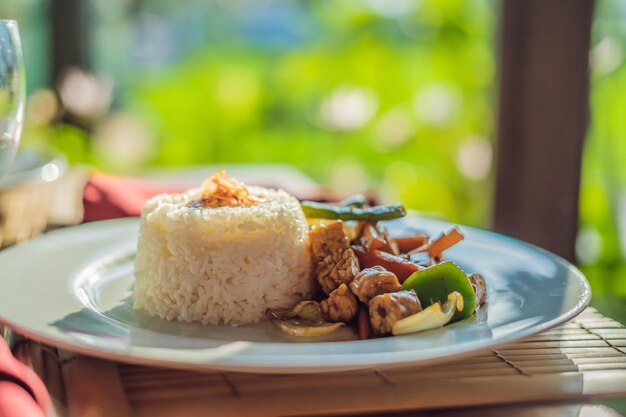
<box><xmin>391</xmin><ymin>291</ymin><xmax>464</xmax><ymax>336</ymax></box>
<box><xmin>269</xmin><ymin>301</ymin><xmax>345</xmax><ymax>337</ymax></box>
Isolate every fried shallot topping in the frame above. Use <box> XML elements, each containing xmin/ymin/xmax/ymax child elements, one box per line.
<box><xmin>188</xmin><ymin>169</ymin><xmax>257</xmax><ymax>208</ymax></box>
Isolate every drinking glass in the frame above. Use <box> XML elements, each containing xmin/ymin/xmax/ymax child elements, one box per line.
<box><xmin>0</xmin><ymin>20</ymin><xmax>25</xmax><ymax>176</ymax></box>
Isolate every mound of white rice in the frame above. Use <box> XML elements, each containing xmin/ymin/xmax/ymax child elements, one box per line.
<box><xmin>133</xmin><ymin>186</ymin><xmax>312</xmax><ymax>325</ymax></box>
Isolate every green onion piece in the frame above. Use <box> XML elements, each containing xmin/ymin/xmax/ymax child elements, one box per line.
<box><xmin>301</xmin><ymin>201</ymin><xmax>406</xmax><ymax>221</ymax></box>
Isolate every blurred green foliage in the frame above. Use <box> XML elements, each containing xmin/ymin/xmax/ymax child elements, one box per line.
<box><xmin>113</xmin><ymin>0</ymin><xmax>497</xmax><ymax>227</ymax></box>
<box><xmin>579</xmin><ymin>0</ymin><xmax>626</xmax><ymax>319</ymax></box>
<box><xmin>14</xmin><ymin>0</ymin><xmax>496</xmax><ymax>227</ymax></box>
<box><xmin>2</xmin><ymin>0</ymin><xmax>625</xmax><ymax>314</ymax></box>
<box><xmin>0</xmin><ymin>0</ymin><xmax>50</xmax><ymax>94</ymax></box>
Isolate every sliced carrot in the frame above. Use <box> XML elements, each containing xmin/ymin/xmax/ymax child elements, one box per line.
<box><xmin>392</xmin><ymin>235</ymin><xmax>429</xmax><ymax>253</ymax></box>
<box><xmin>420</xmin><ymin>227</ymin><xmax>464</xmax><ymax>258</ymax></box>
<box><xmin>352</xmin><ymin>244</ymin><xmax>368</xmax><ymax>264</ymax></box>
<box><xmin>368</xmin><ymin>237</ymin><xmax>387</xmax><ymax>251</ymax></box>
<box><xmin>353</xmin><ymin>246</ymin><xmax>420</xmax><ymax>283</ymax></box>
<box><xmin>360</xmin><ymin>223</ymin><xmax>392</xmax><ymax>253</ymax></box>
<box><xmin>358</xmin><ymin>305</ymin><xmax>372</xmax><ymax>340</ymax></box>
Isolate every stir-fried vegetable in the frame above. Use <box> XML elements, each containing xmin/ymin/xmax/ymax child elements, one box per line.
<box><xmin>357</xmin><ymin>306</ymin><xmax>372</xmax><ymax>340</ymax></box>
<box><xmin>352</xmin><ymin>246</ymin><xmax>420</xmax><ymax>282</ymax></box>
<box><xmin>360</xmin><ymin>223</ymin><xmax>395</xmax><ymax>253</ymax></box>
<box><xmin>275</xmin><ymin>194</ymin><xmax>486</xmax><ymax>340</ymax></box>
<box><xmin>402</xmin><ymin>261</ymin><xmax>477</xmax><ymax>322</ymax></box>
<box><xmin>268</xmin><ymin>301</ymin><xmax>344</xmax><ymax>337</ymax></box>
<box><xmin>339</xmin><ymin>194</ymin><xmax>368</xmax><ymax>208</ymax></box>
<box><xmin>369</xmin><ymin>290</ymin><xmax>422</xmax><ymax>335</ymax></box>
<box><xmin>414</xmin><ymin>227</ymin><xmax>464</xmax><ymax>259</ymax></box>
<box><xmin>273</xmin><ymin>320</ymin><xmax>344</xmax><ymax>337</ymax></box>
<box><xmin>392</xmin><ymin>291</ymin><xmax>464</xmax><ymax>335</ymax></box>
<box><xmin>469</xmin><ymin>274</ymin><xmax>487</xmax><ymax>306</ymax></box>
<box><xmin>392</xmin><ymin>235</ymin><xmax>429</xmax><ymax>253</ymax></box>
<box><xmin>301</xmin><ymin>201</ymin><xmax>406</xmax><ymax>221</ymax></box>
<box><xmin>290</xmin><ymin>300</ymin><xmax>323</xmax><ymax>320</ymax></box>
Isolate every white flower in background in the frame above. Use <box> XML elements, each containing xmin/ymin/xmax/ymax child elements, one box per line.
<box><xmin>58</xmin><ymin>68</ymin><xmax>113</xmax><ymax>120</ymax></box>
<box><xmin>576</xmin><ymin>226</ymin><xmax>602</xmax><ymax>265</ymax></box>
<box><xmin>413</xmin><ymin>84</ymin><xmax>461</xmax><ymax>126</ymax></box>
<box><xmin>320</xmin><ymin>86</ymin><xmax>378</xmax><ymax>131</ymax></box>
<box><xmin>367</xmin><ymin>0</ymin><xmax>418</xmax><ymax>18</ymax></box>
<box><xmin>93</xmin><ymin>112</ymin><xmax>155</xmax><ymax>171</ymax></box>
<box><xmin>455</xmin><ymin>137</ymin><xmax>492</xmax><ymax>181</ymax></box>
<box><xmin>590</xmin><ymin>36</ymin><xmax>624</xmax><ymax>77</ymax></box>
<box><xmin>373</xmin><ymin>106</ymin><xmax>416</xmax><ymax>150</ymax></box>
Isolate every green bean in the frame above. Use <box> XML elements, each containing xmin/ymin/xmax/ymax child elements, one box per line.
<box><xmin>338</xmin><ymin>194</ymin><xmax>368</xmax><ymax>208</ymax></box>
<box><xmin>301</xmin><ymin>201</ymin><xmax>406</xmax><ymax>221</ymax></box>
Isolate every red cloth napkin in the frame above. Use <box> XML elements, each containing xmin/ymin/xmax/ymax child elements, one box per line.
<box><xmin>83</xmin><ymin>172</ymin><xmax>186</xmax><ymax>222</ymax></box>
<box><xmin>0</xmin><ymin>339</ymin><xmax>51</xmax><ymax>417</ymax></box>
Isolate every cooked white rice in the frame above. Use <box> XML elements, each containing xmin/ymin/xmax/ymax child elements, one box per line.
<box><xmin>133</xmin><ymin>186</ymin><xmax>312</xmax><ymax>325</ymax></box>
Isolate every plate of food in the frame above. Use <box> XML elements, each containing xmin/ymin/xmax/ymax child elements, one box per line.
<box><xmin>0</xmin><ymin>170</ymin><xmax>591</xmax><ymax>373</ymax></box>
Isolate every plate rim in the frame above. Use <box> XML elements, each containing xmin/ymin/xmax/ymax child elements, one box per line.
<box><xmin>0</xmin><ymin>217</ymin><xmax>592</xmax><ymax>373</ymax></box>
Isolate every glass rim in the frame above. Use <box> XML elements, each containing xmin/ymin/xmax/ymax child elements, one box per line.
<box><xmin>0</xmin><ymin>19</ymin><xmax>18</xmax><ymax>25</ymax></box>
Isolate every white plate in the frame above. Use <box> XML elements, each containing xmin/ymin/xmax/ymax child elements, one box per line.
<box><xmin>0</xmin><ymin>217</ymin><xmax>590</xmax><ymax>373</ymax></box>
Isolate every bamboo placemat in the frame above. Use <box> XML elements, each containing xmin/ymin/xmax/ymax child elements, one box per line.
<box><xmin>9</xmin><ymin>307</ymin><xmax>626</xmax><ymax>417</ymax></box>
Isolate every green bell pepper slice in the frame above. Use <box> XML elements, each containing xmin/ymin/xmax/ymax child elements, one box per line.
<box><xmin>402</xmin><ymin>261</ymin><xmax>477</xmax><ymax>322</ymax></box>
